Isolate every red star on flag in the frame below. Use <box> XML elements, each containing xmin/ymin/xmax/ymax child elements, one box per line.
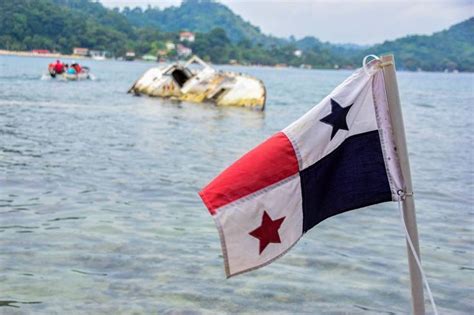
<box><xmin>249</xmin><ymin>211</ymin><xmax>286</xmax><ymax>254</ymax></box>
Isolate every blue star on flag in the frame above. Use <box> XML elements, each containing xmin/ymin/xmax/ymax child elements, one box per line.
<box><xmin>320</xmin><ymin>99</ymin><xmax>353</xmax><ymax>140</ymax></box>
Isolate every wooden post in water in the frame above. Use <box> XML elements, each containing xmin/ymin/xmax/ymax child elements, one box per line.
<box><xmin>380</xmin><ymin>54</ymin><xmax>425</xmax><ymax>314</ymax></box>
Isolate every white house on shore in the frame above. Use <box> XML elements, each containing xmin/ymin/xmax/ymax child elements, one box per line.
<box><xmin>165</xmin><ymin>42</ymin><xmax>176</xmax><ymax>50</ymax></box>
<box><xmin>73</xmin><ymin>47</ymin><xmax>89</xmax><ymax>56</ymax></box>
<box><xmin>177</xmin><ymin>44</ymin><xmax>192</xmax><ymax>57</ymax></box>
<box><xmin>179</xmin><ymin>31</ymin><xmax>195</xmax><ymax>43</ymax></box>
<box><xmin>89</xmin><ymin>50</ymin><xmax>108</xmax><ymax>60</ymax></box>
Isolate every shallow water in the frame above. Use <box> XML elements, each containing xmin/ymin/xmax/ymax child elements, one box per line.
<box><xmin>0</xmin><ymin>56</ymin><xmax>472</xmax><ymax>314</ymax></box>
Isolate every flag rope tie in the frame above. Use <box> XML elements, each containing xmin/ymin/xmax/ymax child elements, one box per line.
<box><xmin>379</xmin><ymin>61</ymin><xmax>394</xmax><ymax>68</ymax></box>
<box><xmin>362</xmin><ymin>54</ymin><xmax>394</xmax><ymax>76</ymax></box>
<box><xmin>397</xmin><ymin>190</ymin><xmax>439</xmax><ymax>315</ymax></box>
<box><xmin>362</xmin><ymin>54</ymin><xmax>380</xmax><ymax>76</ymax></box>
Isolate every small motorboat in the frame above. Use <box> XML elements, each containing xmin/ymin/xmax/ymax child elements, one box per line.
<box><xmin>48</xmin><ymin>62</ymin><xmax>92</xmax><ymax>81</ymax></box>
<box><xmin>61</xmin><ymin>68</ymin><xmax>91</xmax><ymax>81</ymax></box>
<box><xmin>128</xmin><ymin>56</ymin><xmax>266</xmax><ymax>110</ymax></box>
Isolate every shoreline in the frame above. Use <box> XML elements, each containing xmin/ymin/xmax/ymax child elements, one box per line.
<box><xmin>0</xmin><ymin>49</ymin><xmax>87</xmax><ymax>59</ymax></box>
<box><xmin>0</xmin><ymin>50</ymin><xmax>470</xmax><ymax>73</ymax></box>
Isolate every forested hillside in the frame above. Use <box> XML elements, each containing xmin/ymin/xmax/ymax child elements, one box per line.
<box><xmin>121</xmin><ymin>0</ymin><xmax>474</xmax><ymax>71</ymax></box>
<box><xmin>122</xmin><ymin>0</ymin><xmax>275</xmax><ymax>44</ymax></box>
<box><xmin>359</xmin><ymin>17</ymin><xmax>474</xmax><ymax>71</ymax></box>
<box><xmin>0</xmin><ymin>0</ymin><xmax>131</xmax><ymax>54</ymax></box>
<box><xmin>0</xmin><ymin>0</ymin><xmax>472</xmax><ymax>71</ymax></box>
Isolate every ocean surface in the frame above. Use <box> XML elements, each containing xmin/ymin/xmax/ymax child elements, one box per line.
<box><xmin>0</xmin><ymin>56</ymin><xmax>472</xmax><ymax>314</ymax></box>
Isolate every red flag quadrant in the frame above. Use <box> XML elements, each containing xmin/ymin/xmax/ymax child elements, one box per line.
<box><xmin>199</xmin><ymin>64</ymin><xmax>405</xmax><ymax>277</ymax></box>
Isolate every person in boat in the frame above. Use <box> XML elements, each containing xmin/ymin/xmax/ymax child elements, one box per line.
<box><xmin>71</xmin><ymin>63</ymin><xmax>82</xmax><ymax>74</ymax></box>
<box><xmin>67</xmin><ymin>66</ymin><xmax>77</xmax><ymax>75</ymax></box>
<box><xmin>53</xmin><ymin>60</ymin><xmax>65</xmax><ymax>75</ymax></box>
<box><xmin>48</xmin><ymin>62</ymin><xmax>56</xmax><ymax>78</ymax></box>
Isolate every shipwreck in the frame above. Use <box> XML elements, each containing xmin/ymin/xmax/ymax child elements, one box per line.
<box><xmin>128</xmin><ymin>56</ymin><xmax>266</xmax><ymax>110</ymax></box>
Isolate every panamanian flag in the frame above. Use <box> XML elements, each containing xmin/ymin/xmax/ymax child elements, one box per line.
<box><xmin>199</xmin><ymin>61</ymin><xmax>405</xmax><ymax>277</ymax></box>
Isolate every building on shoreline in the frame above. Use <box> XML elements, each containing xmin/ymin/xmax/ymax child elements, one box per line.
<box><xmin>177</xmin><ymin>44</ymin><xmax>192</xmax><ymax>58</ymax></box>
<box><xmin>73</xmin><ymin>47</ymin><xmax>89</xmax><ymax>56</ymax></box>
<box><xmin>179</xmin><ymin>31</ymin><xmax>195</xmax><ymax>43</ymax></box>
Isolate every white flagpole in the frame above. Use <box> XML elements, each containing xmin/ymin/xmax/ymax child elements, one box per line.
<box><xmin>380</xmin><ymin>54</ymin><xmax>425</xmax><ymax>314</ymax></box>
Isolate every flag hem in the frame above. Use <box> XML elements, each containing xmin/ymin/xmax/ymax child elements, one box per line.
<box><xmin>198</xmin><ymin>190</ymin><xmax>215</xmax><ymax>215</ymax></box>
<box><xmin>372</xmin><ymin>71</ymin><xmax>404</xmax><ymax>200</ymax></box>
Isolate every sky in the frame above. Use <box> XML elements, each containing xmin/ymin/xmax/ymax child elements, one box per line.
<box><xmin>99</xmin><ymin>0</ymin><xmax>473</xmax><ymax>45</ymax></box>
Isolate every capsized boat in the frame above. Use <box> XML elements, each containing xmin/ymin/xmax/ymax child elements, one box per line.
<box><xmin>128</xmin><ymin>56</ymin><xmax>266</xmax><ymax>110</ymax></box>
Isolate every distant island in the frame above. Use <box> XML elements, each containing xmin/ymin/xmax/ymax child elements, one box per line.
<box><xmin>1</xmin><ymin>0</ymin><xmax>472</xmax><ymax>72</ymax></box>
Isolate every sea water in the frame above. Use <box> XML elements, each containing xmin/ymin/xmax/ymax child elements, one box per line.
<box><xmin>0</xmin><ymin>56</ymin><xmax>472</xmax><ymax>314</ymax></box>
